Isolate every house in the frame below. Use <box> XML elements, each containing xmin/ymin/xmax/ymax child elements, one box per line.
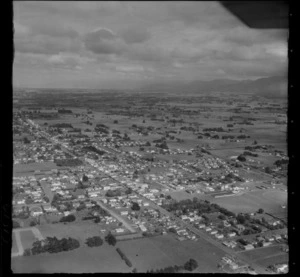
<box><xmin>227</xmin><ymin>232</ymin><xmax>236</xmax><ymax>238</ymax></box>
<box><xmin>139</xmin><ymin>225</ymin><xmax>147</xmax><ymax>232</ymax></box>
<box><xmin>120</xmin><ymin>211</ymin><xmax>128</xmax><ymax>216</ymax></box>
<box><xmin>223</xmin><ymin>221</ymin><xmax>231</xmax><ymax>227</ymax></box>
<box><xmin>31</xmin><ymin>207</ymin><xmax>43</xmax><ymax>217</ymax></box>
<box><xmin>210</xmin><ymin>230</ymin><xmax>218</xmax><ymax>235</ymax></box>
<box><xmin>273</xmin><ymin>234</ymin><xmax>282</xmax><ymax>241</ymax></box>
<box><xmin>276</xmin><ymin>264</ymin><xmax>288</xmax><ymax>273</ymax></box>
<box><xmin>17</xmin><ymin>200</ymin><xmax>25</xmax><ymax>205</ymax></box>
<box><xmin>236</xmin><ymin>224</ymin><xmax>246</xmax><ymax>232</ymax></box>
<box><xmin>262</xmin><ymin>241</ymin><xmax>272</xmax><ymax>247</ymax></box>
<box><xmin>115</xmin><ymin>228</ymin><xmax>125</xmax><ymax>233</ymax></box>
<box><xmin>216</xmin><ymin>234</ymin><xmax>224</xmax><ymax>239</ymax></box>
<box><xmin>243</xmin><ymin>244</ymin><xmax>254</xmax><ymax>250</ymax></box>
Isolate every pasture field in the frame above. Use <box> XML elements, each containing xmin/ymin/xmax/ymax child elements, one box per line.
<box><xmin>13</xmin><ymin>162</ymin><xmax>58</xmax><ymax>174</ymax></box>
<box><xmin>210</xmin><ymin>189</ymin><xmax>287</xmax><ymax>214</ymax></box>
<box><xmin>168</xmin><ymin>190</ymin><xmax>195</xmax><ymax>201</ymax></box>
<box><xmin>118</xmin><ymin>234</ymin><xmax>225</xmax><ymax>273</ymax></box>
<box><xmin>239</xmin><ymin>245</ymin><xmax>288</xmax><ymax>268</ymax></box>
<box><xmin>11</xmin><ymin>243</ymin><xmax>129</xmax><ymax>273</ymax></box>
<box><xmin>37</xmin><ymin>222</ymin><xmax>104</xmax><ymax>245</ymax></box>
<box><xmin>255</xmin><ymin>253</ymin><xmax>288</xmax><ymax>268</ymax></box>
<box><xmin>20</xmin><ymin>230</ymin><xmax>37</xmax><ymax>250</ymax></box>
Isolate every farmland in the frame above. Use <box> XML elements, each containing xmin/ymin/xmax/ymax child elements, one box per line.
<box><xmin>118</xmin><ymin>234</ymin><xmax>225</xmax><ymax>273</ymax></box>
<box><xmin>12</xmin><ymin>88</ymin><xmax>288</xmax><ymax>274</ymax></box>
<box><xmin>11</xmin><ymin>243</ymin><xmax>129</xmax><ymax>273</ymax></box>
<box><xmin>239</xmin><ymin>245</ymin><xmax>288</xmax><ymax>268</ymax></box>
<box><xmin>19</xmin><ymin>230</ymin><xmax>37</xmax><ymax>250</ymax></box>
<box><xmin>37</xmin><ymin>222</ymin><xmax>105</xmax><ymax>245</ymax></box>
<box><xmin>210</xmin><ymin>189</ymin><xmax>287</xmax><ymax>214</ymax></box>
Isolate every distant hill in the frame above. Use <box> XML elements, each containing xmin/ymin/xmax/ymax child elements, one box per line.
<box><xmin>140</xmin><ymin>76</ymin><xmax>287</xmax><ymax>98</ymax></box>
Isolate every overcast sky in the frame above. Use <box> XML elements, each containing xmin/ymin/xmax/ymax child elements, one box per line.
<box><xmin>13</xmin><ymin>1</ymin><xmax>288</xmax><ymax>89</ymax></box>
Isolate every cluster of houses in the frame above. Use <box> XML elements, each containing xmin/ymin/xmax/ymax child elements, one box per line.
<box><xmin>13</xmin><ymin>176</ymin><xmax>46</xmax><ymax>206</ymax></box>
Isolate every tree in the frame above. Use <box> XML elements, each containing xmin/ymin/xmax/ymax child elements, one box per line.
<box><xmin>168</xmin><ymin>227</ymin><xmax>177</xmax><ymax>233</ymax></box>
<box><xmin>59</xmin><ymin>214</ymin><xmax>76</xmax><ymax>223</ymax></box>
<box><xmin>85</xmin><ymin>236</ymin><xmax>103</xmax><ymax>247</ymax></box>
<box><xmin>237</xmin><ymin>154</ymin><xmax>246</xmax><ymax>162</ymax></box>
<box><xmin>43</xmin><ymin>196</ymin><xmax>50</xmax><ymax>203</ymax></box>
<box><xmin>113</xmin><ymin>120</ymin><xmax>118</xmax><ymax>124</ymax></box>
<box><xmin>257</xmin><ymin>208</ymin><xmax>264</xmax><ymax>214</ymax></box>
<box><xmin>236</xmin><ymin>214</ymin><xmax>246</xmax><ymax>224</ymax></box>
<box><xmin>30</xmin><ymin>220</ymin><xmax>37</xmax><ymax>227</ymax></box>
<box><xmin>184</xmin><ymin>259</ymin><xmax>198</xmax><ymax>271</ymax></box>
<box><xmin>23</xmin><ymin>137</ymin><xmax>30</xmax><ymax>144</ymax></box>
<box><xmin>265</xmin><ymin>167</ymin><xmax>272</xmax><ymax>174</ymax></box>
<box><xmin>218</xmin><ymin>214</ymin><xmax>226</xmax><ymax>220</ymax></box>
<box><xmin>13</xmin><ymin>220</ymin><xmax>20</xmax><ymax>228</ymax></box>
<box><xmin>105</xmin><ymin>232</ymin><xmax>117</xmax><ymax>246</ymax></box>
<box><xmin>82</xmin><ymin>174</ymin><xmax>89</xmax><ymax>182</ymax></box>
<box><xmin>23</xmin><ymin>248</ymin><xmax>31</xmax><ymax>256</ymax></box>
<box><xmin>131</xmin><ymin>202</ymin><xmax>140</xmax><ymax>211</ymax></box>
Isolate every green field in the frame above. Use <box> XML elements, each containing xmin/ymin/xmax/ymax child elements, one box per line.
<box><xmin>211</xmin><ymin>189</ymin><xmax>287</xmax><ymax>214</ymax></box>
<box><xmin>118</xmin><ymin>234</ymin><xmax>225</xmax><ymax>272</ymax></box>
<box><xmin>11</xmin><ymin>243</ymin><xmax>129</xmax><ymax>273</ymax></box>
<box><xmin>20</xmin><ymin>230</ymin><xmax>37</xmax><ymax>250</ymax></box>
<box><xmin>239</xmin><ymin>245</ymin><xmax>288</xmax><ymax>268</ymax></box>
<box><xmin>14</xmin><ymin>162</ymin><xmax>57</xmax><ymax>174</ymax></box>
<box><xmin>37</xmin><ymin>222</ymin><xmax>105</xmax><ymax>245</ymax></box>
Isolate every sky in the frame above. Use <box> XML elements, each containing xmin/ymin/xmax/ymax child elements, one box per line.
<box><xmin>13</xmin><ymin>1</ymin><xmax>288</xmax><ymax>89</ymax></box>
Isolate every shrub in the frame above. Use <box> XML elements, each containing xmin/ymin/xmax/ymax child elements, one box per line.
<box><xmin>23</xmin><ymin>248</ymin><xmax>31</xmax><ymax>256</ymax></box>
<box><xmin>105</xmin><ymin>232</ymin><xmax>117</xmax><ymax>246</ymax></box>
<box><xmin>85</xmin><ymin>236</ymin><xmax>103</xmax><ymax>247</ymax></box>
<box><xmin>13</xmin><ymin>220</ymin><xmax>21</xmax><ymax>228</ymax></box>
<box><xmin>59</xmin><ymin>214</ymin><xmax>76</xmax><ymax>223</ymax></box>
<box><xmin>184</xmin><ymin>259</ymin><xmax>198</xmax><ymax>271</ymax></box>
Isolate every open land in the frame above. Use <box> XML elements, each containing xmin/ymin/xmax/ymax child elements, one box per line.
<box><xmin>12</xmin><ymin>89</ymin><xmax>288</xmax><ymax>273</ymax></box>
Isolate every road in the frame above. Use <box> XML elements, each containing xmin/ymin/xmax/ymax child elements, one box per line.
<box><xmin>96</xmin><ymin>200</ymin><xmax>136</xmax><ymax>233</ymax></box>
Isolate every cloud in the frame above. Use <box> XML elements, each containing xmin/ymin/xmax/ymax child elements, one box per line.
<box><xmin>14</xmin><ymin>35</ymin><xmax>82</xmax><ymax>55</ymax></box>
<box><xmin>120</xmin><ymin>27</ymin><xmax>151</xmax><ymax>44</ymax></box>
<box><xmin>84</xmin><ymin>28</ymin><xmax>126</xmax><ymax>55</ymax></box>
<box><xmin>14</xmin><ymin>22</ymin><xmax>31</xmax><ymax>36</ymax></box>
<box><xmin>13</xmin><ymin>1</ymin><xmax>288</xmax><ymax>89</ymax></box>
<box><xmin>31</xmin><ymin>23</ymin><xmax>79</xmax><ymax>39</ymax></box>
<box><xmin>116</xmin><ymin>64</ymin><xmax>145</xmax><ymax>73</ymax></box>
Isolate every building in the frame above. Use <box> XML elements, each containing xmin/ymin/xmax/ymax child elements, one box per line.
<box><xmin>243</xmin><ymin>244</ymin><xmax>254</xmax><ymax>250</ymax></box>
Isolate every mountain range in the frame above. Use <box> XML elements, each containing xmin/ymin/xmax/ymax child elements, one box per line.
<box><xmin>140</xmin><ymin>76</ymin><xmax>287</xmax><ymax>98</ymax></box>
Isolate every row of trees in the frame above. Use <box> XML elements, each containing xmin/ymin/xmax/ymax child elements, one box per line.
<box><xmin>54</xmin><ymin>159</ymin><xmax>83</xmax><ymax>167</ymax></box>
<box><xmin>146</xmin><ymin>259</ymin><xmax>198</xmax><ymax>273</ymax></box>
<box><xmin>24</xmin><ymin>236</ymin><xmax>80</xmax><ymax>256</ymax></box>
<box><xmin>105</xmin><ymin>189</ymin><xmax>122</xmax><ymax>197</ymax></box>
<box><xmin>116</xmin><ymin>248</ymin><xmax>132</xmax><ymax>267</ymax></box>
<box><xmin>162</xmin><ymin>198</ymin><xmax>235</xmax><ymax>218</ymax></box>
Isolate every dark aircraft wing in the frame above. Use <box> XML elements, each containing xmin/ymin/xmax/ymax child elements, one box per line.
<box><xmin>220</xmin><ymin>1</ymin><xmax>288</xmax><ymax>29</ymax></box>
